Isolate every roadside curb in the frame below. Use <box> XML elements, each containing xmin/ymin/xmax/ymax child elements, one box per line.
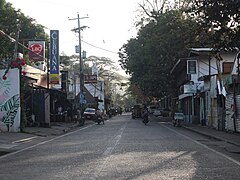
<box><xmin>182</xmin><ymin>125</ymin><xmax>240</xmax><ymax>147</ymax></box>
<box><xmin>22</xmin><ymin>123</ymin><xmax>81</xmax><ymax>137</ymax></box>
<box><xmin>182</xmin><ymin>126</ymin><xmax>223</xmax><ymax>141</ymax></box>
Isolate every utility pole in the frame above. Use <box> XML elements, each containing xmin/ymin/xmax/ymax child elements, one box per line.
<box><xmin>69</xmin><ymin>13</ymin><xmax>88</xmax><ymax>126</ymax></box>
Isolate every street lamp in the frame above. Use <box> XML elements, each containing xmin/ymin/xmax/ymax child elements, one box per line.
<box><xmin>69</xmin><ymin>13</ymin><xmax>88</xmax><ymax>125</ymax></box>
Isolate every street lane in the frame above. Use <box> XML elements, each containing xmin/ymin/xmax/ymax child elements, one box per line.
<box><xmin>1</xmin><ymin>114</ymin><xmax>240</xmax><ymax>179</ymax></box>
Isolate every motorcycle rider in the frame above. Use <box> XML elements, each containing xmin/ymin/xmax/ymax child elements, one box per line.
<box><xmin>142</xmin><ymin>106</ymin><xmax>149</xmax><ymax>125</ymax></box>
<box><xmin>96</xmin><ymin>108</ymin><xmax>104</xmax><ymax>124</ymax></box>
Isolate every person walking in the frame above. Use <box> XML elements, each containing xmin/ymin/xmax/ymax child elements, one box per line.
<box><xmin>67</xmin><ymin>107</ymin><xmax>71</xmax><ymax>122</ymax></box>
<box><xmin>57</xmin><ymin>106</ymin><xmax>63</xmax><ymax>121</ymax></box>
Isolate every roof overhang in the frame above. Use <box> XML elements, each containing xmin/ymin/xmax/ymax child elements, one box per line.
<box><xmin>21</xmin><ymin>75</ymin><xmax>38</xmax><ymax>83</ymax></box>
<box><xmin>189</xmin><ymin>48</ymin><xmax>213</xmax><ymax>57</ymax></box>
<box><xmin>198</xmin><ymin>74</ymin><xmax>217</xmax><ymax>81</ymax></box>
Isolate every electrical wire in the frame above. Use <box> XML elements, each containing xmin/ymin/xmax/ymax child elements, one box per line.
<box><xmin>0</xmin><ymin>30</ymin><xmax>46</xmax><ymax>60</ymax></box>
<box><xmin>81</xmin><ymin>40</ymin><xmax>118</xmax><ymax>54</ymax></box>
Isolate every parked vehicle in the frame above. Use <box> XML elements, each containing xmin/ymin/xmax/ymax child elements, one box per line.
<box><xmin>83</xmin><ymin>108</ymin><xmax>97</xmax><ymax>120</ymax></box>
<box><xmin>95</xmin><ymin>109</ymin><xmax>104</xmax><ymax>125</ymax></box>
<box><xmin>95</xmin><ymin>115</ymin><xmax>104</xmax><ymax>124</ymax></box>
<box><xmin>173</xmin><ymin>112</ymin><xmax>184</xmax><ymax>127</ymax></box>
<box><xmin>161</xmin><ymin>108</ymin><xmax>171</xmax><ymax>117</ymax></box>
<box><xmin>132</xmin><ymin>104</ymin><xmax>143</xmax><ymax>119</ymax></box>
<box><xmin>148</xmin><ymin>105</ymin><xmax>157</xmax><ymax>114</ymax></box>
<box><xmin>153</xmin><ymin>109</ymin><xmax>162</xmax><ymax>117</ymax></box>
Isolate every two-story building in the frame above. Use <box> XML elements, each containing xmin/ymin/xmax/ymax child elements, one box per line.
<box><xmin>171</xmin><ymin>48</ymin><xmax>237</xmax><ymax>131</ymax></box>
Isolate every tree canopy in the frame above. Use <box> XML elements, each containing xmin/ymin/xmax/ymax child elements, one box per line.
<box><xmin>190</xmin><ymin>0</ymin><xmax>240</xmax><ymax>51</ymax></box>
<box><xmin>118</xmin><ymin>0</ymin><xmax>240</xmax><ymax>100</ymax></box>
<box><xmin>0</xmin><ymin>0</ymin><xmax>47</xmax><ymax>63</ymax></box>
<box><xmin>119</xmin><ymin>9</ymin><xmax>201</xmax><ymax>99</ymax></box>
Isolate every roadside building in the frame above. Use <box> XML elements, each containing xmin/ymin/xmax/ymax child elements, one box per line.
<box><xmin>171</xmin><ymin>48</ymin><xmax>237</xmax><ymax>131</ymax></box>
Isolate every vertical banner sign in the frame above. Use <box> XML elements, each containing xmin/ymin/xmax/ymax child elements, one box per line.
<box><xmin>29</xmin><ymin>41</ymin><xmax>45</xmax><ymax>61</ymax></box>
<box><xmin>49</xmin><ymin>30</ymin><xmax>59</xmax><ymax>84</ymax></box>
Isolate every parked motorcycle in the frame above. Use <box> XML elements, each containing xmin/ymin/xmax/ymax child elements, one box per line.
<box><xmin>173</xmin><ymin>112</ymin><xmax>184</xmax><ymax>127</ymax></box>
<box><xmin>95</xmin><ymin>109</ymin><xmax>105</xmax><ymax>125</ymax></box>
<box><xmin>172</xmin><ymin>118</ymin><xmax>181</xmax><ymax>127</ymax></box>
<box><xmin>95</xmin><ymin>115</ymin><xmax>104</xmax><ymax>125</ymax></box>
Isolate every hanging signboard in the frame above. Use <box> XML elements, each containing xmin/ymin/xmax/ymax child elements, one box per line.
<box><xmin>184</xmin><ymin>84</ymin><xmax>197</xmax><ymax>94</ymax></box>
<box><xmin>67</xmin><ymin>92</ymin><xmax>75</xmax><ymax>99</ymax></box>
<box><xmin>49</xmin><ymin>30</ymin><xmax>59</xmax><ymax>84</ymax></box>
<box><xmin>84</xmin><ymin>74</ymin><xmax>97</xmax><ymax>84</ymax></box>
<box><xmin>28</xmin><ymin>41</ymin><xmax>45</xmax><ymax>61</ymax></box>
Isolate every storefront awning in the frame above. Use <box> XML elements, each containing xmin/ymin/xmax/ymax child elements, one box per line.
<box><xmin>178</xmin><ymin>93</ymin><xmax>193</xmax><ymax>100</ymax></box>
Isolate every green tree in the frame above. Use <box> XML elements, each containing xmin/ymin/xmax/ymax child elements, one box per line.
<box><xmin>0</xmin><ymin>0</ymin><xmax>47</xmax><ymax>62</ymax></box>
<box><xmin>190</xmin><ymin>0</ymin><xmax>240</xmax><ymax>50</ymax></box>
<box><xmin>119</xmin><ymin>10</ymin><xmax>200</xmax><ymax>99</ymax></box>
<box><xmin>85</xmin><ymin>55</ymin><xmax>127</xmax><ymax>99</ymax></box>
<box><xmin>59</xmin><ymin>53</ymin><xmax>79</xmax><ymax>70</ymax></box>
<box><xmin>0</xmin><ymin>0</ymin><xmax>19</xmax><ymax>60</ymax></box>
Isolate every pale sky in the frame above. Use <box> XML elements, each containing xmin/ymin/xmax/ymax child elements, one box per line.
<box><xmin>6</xmin><ymin>0</ymin><xmax>140</xmax><ymax>63</ymax></box>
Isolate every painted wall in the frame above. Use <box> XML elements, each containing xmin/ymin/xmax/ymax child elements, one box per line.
<box><xmin>0</xmin><ymin>68</ymin><xmax>20</xmax><ymax>132</ymax></box>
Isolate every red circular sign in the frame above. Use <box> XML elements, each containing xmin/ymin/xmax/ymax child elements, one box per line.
<box><xmin>30</xmin><ymin>43</ymin><xmax>43</xmax><ymax>54</ymax></box>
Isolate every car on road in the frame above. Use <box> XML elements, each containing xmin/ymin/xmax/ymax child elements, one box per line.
<box><xmin>153</xmin><ymin>109</ymin><xmax>162</xmax><ymax>117</ymax></box>
<box><xmin>148</xmin><ymin>105</ymin><xmax>157</xmax><ymax>114</ymax></box>
<box><xmin>83</xmin><ymin>107</ymin><xmax>97</xmax><ymax>120</ymax></box>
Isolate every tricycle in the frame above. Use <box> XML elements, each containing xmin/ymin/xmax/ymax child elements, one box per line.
<box><xmin>132</xmin><ymin>104</ymin><xmax>143</xmax><ymax>119</ymax></box>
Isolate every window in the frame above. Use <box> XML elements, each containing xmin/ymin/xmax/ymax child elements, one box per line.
<box><xmin>222</xmin><ymin>62</ymin><xmax>233</xmax><ymax>74</ymax></box>
<box><xmin>187</xmin><ymin>60</ymin><xmax>197</xmax><ymax>74</ymax></box>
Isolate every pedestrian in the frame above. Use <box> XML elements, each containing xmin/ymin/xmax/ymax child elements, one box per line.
<box><xmin>57</xmin><ymin>106</ymin><xmax>63</xmax><ymax>121</ymax></box>
<box><xmin>67</xmin><ymin>107</ymin><xmax>71</xmax><ymax>122</ymax></box>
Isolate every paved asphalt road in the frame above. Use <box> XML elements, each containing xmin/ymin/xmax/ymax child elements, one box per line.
<box><xmin>1</xmin><ymin>114</ymin><xmax>240</xmax><ymax>180</ymax></box>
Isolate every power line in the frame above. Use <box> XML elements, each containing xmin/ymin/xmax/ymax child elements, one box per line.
<box><xmin>82</xmin><ymin>40</ymin><xmax>118</xmax><ymax>54</ymax></box>
<box><xmin>0</xmin><ymin>29</ymin><xmax>46</xmax><ymax>60</ymax></box>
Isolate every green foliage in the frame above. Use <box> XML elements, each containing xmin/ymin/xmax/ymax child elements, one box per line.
<box><xmin>0</xmin><ymin>0</ymin><xmax>48</xmax><ymax>62</ymax></box>
<box><xmin>190</xmin><ymin>0</ymin><xmax>240</xmax><ymax>50</ymax></box>
<box><xmin>20</xmin><ymin>76</ymin><xmax>32</xmax><ymax>130</ymax></box>
<box><xmin>20</xmin><ymin>101</ymin><xmax>27</xmax><ymax>131</ymax></box>
<box><xmin>119</xmin><ymin>0</ymin><xmax>240</xmax><ymax>100</ymax></box>
<box><xmin>0</xmin><ymin>1</ymin><xmax>17</xmax><ymax>59</ymax></box>
<box><xmin>84</xmin><ymin>55</ymin><xmax>126</xmax><ymax>98</ymax></box>
<box><xmin>119</xmin><ymin>10</ymin><xmax>200</xmax><ymax>99</ymax></box>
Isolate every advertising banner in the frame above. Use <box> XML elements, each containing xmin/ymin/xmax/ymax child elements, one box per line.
<box><xmin>0</xmin><ymin>68</ymin><xmax>20</xmax><ymax>132</ymax></box>
<box><xmin>184</xmin><ymin>84</ymin><xmax>197</xmax><ymax>94</ymax></box>
<box><xmin>84</xmin><ymin>74</ymin><xmax>97</xmax><ymax>84</ymax></box>
<box><xmin>49</xmin><ymin>30</ymin><xmax>59</xmax><ymax>84</ymax></box>
<box><xmin>67</xmin><ymin>92</ymin><xmax>75</xmax><ymax>99</ymax></box>
<box><xmin>29</xmin><ymin>41</ymin><xmax>45</xmax><ymax>61</ymax></box>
